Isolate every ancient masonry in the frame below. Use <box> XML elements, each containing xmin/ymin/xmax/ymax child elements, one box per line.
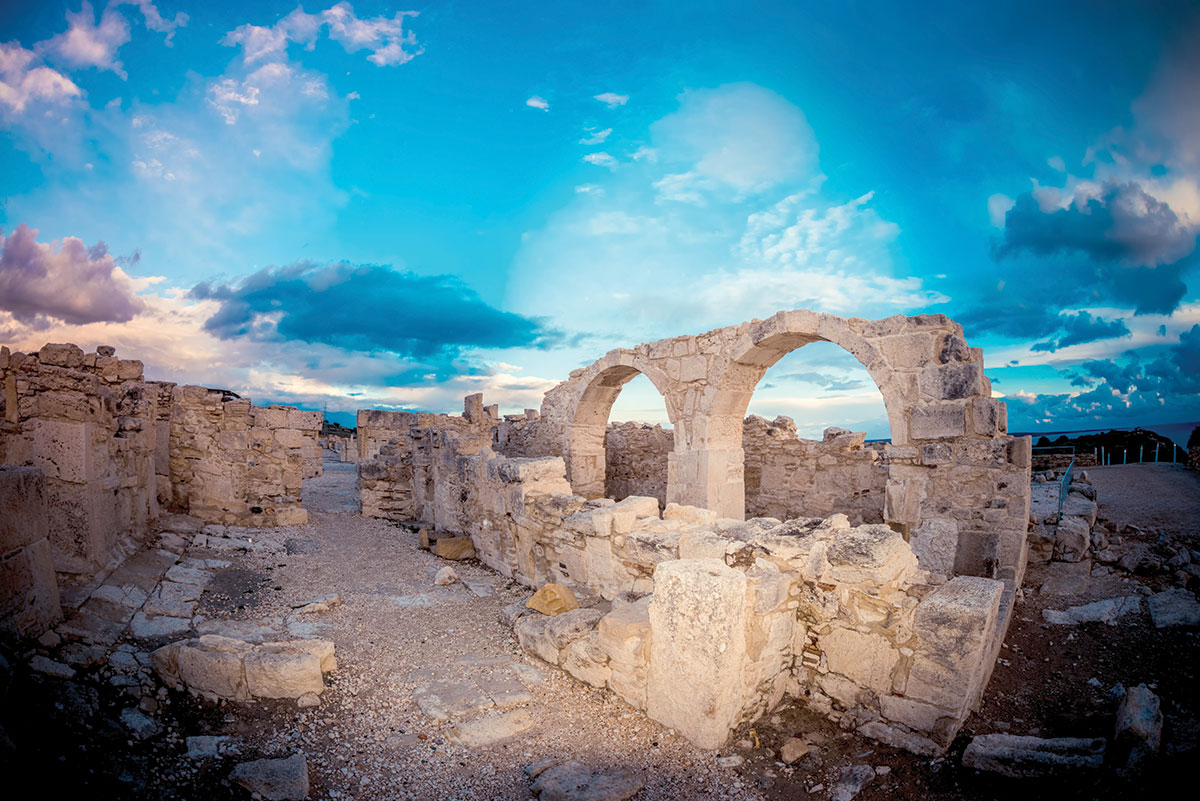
<box><xmin>353</xmin><ymin>310</ymin><xmax>1032</xmax><ymax>753</ymax></box>
<box><xmin>1</xmin><ymin>309</ymin><xmax>1032</xmax><ymax>757</ymax></box>
<box><xmin>0</xmin><ymin>343</ymin><xmax>321</xmax><ymax>640</ymax></box>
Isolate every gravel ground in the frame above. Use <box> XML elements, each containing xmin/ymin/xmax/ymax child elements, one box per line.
<box><xmin>1085</xmin><ymin>464</ymin><xmax>1200</xmax><ymax>539</ymax></box>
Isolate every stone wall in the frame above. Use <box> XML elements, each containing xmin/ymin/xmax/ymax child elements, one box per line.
<box><xmin>0</xmin><ymin>466</ymin><xmax>62</xmax><ymax>641</ymax></box>
<box><xmin>357</xmin><ymin>393</ymin><xmax>496</xmax><ymax>521</ymax></box>
<box><xmin>0</xmin><ymin>344</ymin><xmax>159</xmax><ymax>574</ymax></box>
<box><xmin>604</xmin><ymin>422</ymin><xmax>671</xmax><ymax>507</ymax></box>
<box><xmin>742</xmin><ymin>417</ymin><xmax>888</xmax><ymax>524</ymax></box>
<box><xmin>399</xmin><ymin>430</ymin><xmax>1005</xmax><ymax>755</ymax></box>
<box><xmin>168</xmin><ymin>386</ymin><xmax>321</xmax><ymax>527</ymax></box>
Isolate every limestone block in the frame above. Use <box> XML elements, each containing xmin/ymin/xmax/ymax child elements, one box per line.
<box><xmin>820</xmin><ymin>627</ymin><xmax>899</xmax><ymax>694</ymax></box>
<box><xmin>273</xmin><ymin>505</ymin><xmax>308</xmax><ymax>526</ymax></box>
<box><xmin>156</xmin><ymin>635</ymin><xmax>253</xmax><ymax>701</ymax></box>
<box><xmin>906</xmin><ymin>576</ymin><xmax>1003</xmax><ymax>714</ymax></box>
<box><xmin>918</xmin><ymin>363</ymin><xmax>984</xmax><ymax>401</ymax></box>
<box><xmin>561</xmin><ymin>631</ymin><xmax>612</xmax><ymax>688</ymax></box>
<box><xmin>880</xmin><ymin>694</ymin><xmax>951</xmax><ymax>733</ymax></box>
<box><xmin>0</xmin><ymin>466</ymin><xmax>48</xmax><ymax>551</ymax></box>
<box><xmin>620</xmin><ymin>529</ymin><xmax>681</xmax><ymax>568</ymax></box>
<box><xmin>433</xmin><ymin>536</ymin><xmax>477</xmax><ymax>561</ymax></box>
<box><xmin>0</xmin><ymin>538</ymin><xmax>62</xmax><ymax>639</ymax></box>
<box><xmin>961</xmin><ymin>734</ymin><xmax>1106</xmax><ymax>777</ymax></box>
<box><xmin>677</xmin><ymin>530</ymin><xmax>732</xmax><ymax>561</ymax></box>
<box><xmin>880</xmin><ymin>332</ymin><xmax>934</xmax><ymax>369</ymax></box>
<box><xmin>909</xmin><ymin>518</ymin><xmax>957</xmax><ymax>577</ymax></box>
<box><xmin>245</xmin><ymin>646</ymin><xmax>324</xmax><ymax>698</ymax></box>
<box><xmin>38</xmin><ymin>343</ymin><xmax>85</xmax><ymax>368</ymax></box>
<box><xmin>884</xmin><ymin>478</ymin><xmax>923</xmax><ymax>527</ymax></box>
<box><xmin>29</xmin><ymin>418</ymin><xmax>93</xmax><ymax>482</ymax></box>
<box><xmin>514</xmin><ymin>608</ymin><xmax>604</xmax><ymax>665</ymax></box>
<box><xmin>597</xmin><ymin>595</ymin><xmax>652</xmax><ymax>665</ymax></box>
<box><xmin>968</xmin><ymin>397</ymin><xmax>1005</xmax><ymax>436</ymax></box>
<box><xmin>1053</xmin><ymin>516</ymin><xmax>1090</xmax><ymax>562</ymax></box>
<box><xmin>526</xmin><ymin>583</ymin><xmax>579</xmax><ymax>615</ymax></box>
<box><xmin>826</xmin><ymin>525</ymin><xmax>917</xmax><ymax>585</ymax></box>
<box><xmin>647</xmin><ymin>559</ymin><xmax>749</xmax><ymax>749</ymax></box>
<box><xmin>1113</xmin><ymin>684</ymin><xmax>1162</xmax><ymax>772</ymax></box>
<box><xmin>273</xmin><ymin>428</ymin><xmax>305</xmax><ymax>449</ymax></box>
<box><xmin>909</xmin><ymin>403</ymin><xmax>966</xmax><ymax>440</ymax></box>
<box><xmin>662</xmin><ymin>503</ymin><xmax>717</xmax><ymax>525</ymax></box>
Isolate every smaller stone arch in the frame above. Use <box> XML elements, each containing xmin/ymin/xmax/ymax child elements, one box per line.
<box><xmin>540</xmin><ymin>350</ymin><xmax>680</xmax><ymax>498</ymax></box>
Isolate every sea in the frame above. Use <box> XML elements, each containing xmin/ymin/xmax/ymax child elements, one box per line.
<box><xmin>1010</xmin><ymin>421</ymin><xmax>1199</xmax><ymax>450</ymax></box>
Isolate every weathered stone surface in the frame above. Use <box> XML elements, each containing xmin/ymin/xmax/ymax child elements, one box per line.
<box><xmin>1146</xmin><ymin>588</ymin><xmax>1200</xmax><ymax>628</ymax></box>
<box><xmin>821</xmin><ymin>627</ymin><xmax>899</xmax><ymax>694</ymax></box>
<box><xmin>561</xmin><ymin>631</ymin><xmax>612</xmax><ymax>688</ymax></box>
<box><xmin>433</xmin><ymin>536</ymin><xmax>476</xmax><ymax>560</ymax></box>
<box><xmin>1043</xmin><ymin>596</ymin><xmax>1141</xmax><ymax>625</ymax></box>
<box><xmin>526</xmin><ymin>583</ymin><xmax>579</xmax><ymax>616</ymax></box>
<box><xmin>1053</xmin><ymin>516</ymin><xmax>1091</xmax><ymax>562</ymax></box>
<box><xmin>647</xmin><ymin>559</ymin><xmax>749</xmax><ymax>750</ymax></box>
<box><xmin>245</xmin><ymin>645</ymin><xmax>324</xmax><ymax>699</ymax></box>
<box><xmin>153</xmin><ymin>635</ymin><xmax>333</xmax><ymax>701</ymax></box>
<box><xmin>961</xmin><ymin>734</ymin><xmax>1105</xmax><ymax>777</ymax></box>
<box><xmin>531</xmin><ymin>761</ymin><xmax>645</xmax><ymax>801</ymax></box>
<box><xmin>290</xmin><ymin>593</ymin><xmax>341</xmax><ymax>614</ymax></box>
<box><xmin>230</xmin><ymin>753</ymin><xmax>309</xmax><ymax>801</ymax></box>
<box><xmin>121</xmin><ymin>707</ymin><xmax>159</xmax><ymax>740</ymax></box>
<box><xmin>130</xmin><ymin>611</ymin><xmax>191</xmax><ymax>640</ymax></box>
<box><xmin>434</xmin><ymin>566</ymin><xmax>458</xmax><ymax>586</ymax></box>
<box><xmin>450</xmin><ymin>709</ymin><xmax>535</xmax><ymax>747</ymax></box>
<box><xmin>1113</xmin><ymin>684</ymin><xmax>1162</xmax><ymax>773</ymax></box>
<box><xmin>831</xmin><ymin>764</ymin><xmax>876</xmax><ymax>801</ymax></box>
<box><xmin>779</xmin><ymin>737</ymin><xmax>809</xmax><ymax>763</ymax></box>
<box><xmin>514</xmin><ymin>608</ymin><xmax>604</xmax><ymax>665</ymax></box>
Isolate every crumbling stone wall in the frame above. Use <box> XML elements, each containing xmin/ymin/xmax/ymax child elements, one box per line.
<box><xmin>604</xmin><ymin>422</ymin><xmax>671</xmax><ymax>507</ymax></box>
<box><xmin>0</xmin><ymin>466</ymin><xmax>62</xmax><ymax>641</ymax></box>
<box><xmin>168</xmin><ymin>386</ymin><xmax>321</xmax><ymax>526</ymax></box>
<box><xmin>742</xmin><ymin>416</ymin><xmax>887</xmax><ymax>524</ymax></box>
<box><xmin>357</xmin><ymin>393</ymin><xmax>496</xmax><ymax>521</ymax></box>
<box><xmin>0</xmin><ymin>344</ymin><xmax>159</xmax><ymax>574</ymax></box>
<box><xmin>398</xmin><ymin>430</ymin><xmax>1004</xmax><ymax>754</ymax></box>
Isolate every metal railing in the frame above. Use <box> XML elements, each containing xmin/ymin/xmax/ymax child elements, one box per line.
<box><xmin>1033</xmin><ymin>445</ymin><xmax>1075</xmax><ymax>517</ymax></box>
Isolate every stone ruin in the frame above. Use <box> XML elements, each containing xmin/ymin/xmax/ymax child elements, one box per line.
<box><xmin>0</xmin><ymin>309</ymin><xmax>1032</xmax><ymax>760</ymax></box>
<box><xmin>0</xmin><ymin>342</ymin><xmax>321</xmax><ymax>642</ymax></box>
<box><xmin>353</xmin><ymin>309</ymin><xmax>1032</xmax><ymax>753</ymax></box>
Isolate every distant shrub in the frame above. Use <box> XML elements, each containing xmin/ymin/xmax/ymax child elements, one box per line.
<box><xmin>1189</xmin><ymin>425</ymin><xmax>1200</xmax><ymax>450</ymax></box>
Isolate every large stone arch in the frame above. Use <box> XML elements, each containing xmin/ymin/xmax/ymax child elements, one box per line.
<box><xmin>540</xmin><ymin>349</ymin><xmax>680</xmax><ymax>499</ymax></box>
<box><xmin>540</xmin><ymin>310</ymin><xmax>1030</xmax><ymax>585</ymax></box>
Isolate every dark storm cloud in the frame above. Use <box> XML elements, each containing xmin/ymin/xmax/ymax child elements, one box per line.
<box><xmin>998</xmin><ymin>182</ymin><xmax>1195</xmax><ymax>267</ymax></box>
<box><xmin>191</xmin><ymin>261</ymin><xmax>559</xmax><ymax>359</ymax></box>
<box><xmin>1030</xmin><ymin>311</ymin><xmax>1131</xmax><ymax>353</ymax></box>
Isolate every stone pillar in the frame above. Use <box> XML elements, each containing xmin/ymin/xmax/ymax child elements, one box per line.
<box><xmin>0</xmin><ymin>466</ymin><xmax>62</xmax><ymax>639</ymax></box>
<box><xmin>666</xmin><ymin>447</ymin><xmax>745</xmax><ymax>520</ymax></box>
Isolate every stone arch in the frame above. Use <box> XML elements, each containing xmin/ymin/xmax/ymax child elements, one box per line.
<box><xmin>542</xmin><ymin>350</ymin><xmax>680</xmax><ymax>499</ymax></box>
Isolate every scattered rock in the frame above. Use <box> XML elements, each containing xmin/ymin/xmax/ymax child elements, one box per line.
<box><xmin>432</xmin><ymin>536</ymin><xmax>476</xmax><ymax>560</ymax></box>
<box><xmin>434</xmin><ymin>566</ymin><xmax>458</xmax><ymax>586</ymax></box>
<box><xmin>1042</xmin><ymin>596</ymin><xmax>1142</xmax><ymax>625</ymax></box>
<box><xmin>1113</xmin><ymin>684</ymin><xmax>1162</xmax><ymax>773</ymax></box>
<box><xmin>230</xmin><ymin>753</ymin><xmax>309</xmax><ymax>801</ymax></box>
<box><xmin>290</xmin><ymin>593</ymin><xmax>341</xmax><ymax>615</ymax></box>
<box><xmin>120</xmin><ymin>707</ymin><xmax>159</xmax><ymax>740</ymax></box>
<box><xmin>1053</xmin><ymin>516</ymin><xmax>1091</xmax><ymax>562</ymax></box>
<box><xmin>29</xmin><ymin>655</ymin><xmax>75</xmax><ymax>679</ymax></box>
<box><xmin>779</xmin><ymin>737</ymin><xmax>810</xmax><ymax>763</ymax></box>
<box><xmin>526</xmin><ymin>583</ymin><xmax>579</xmax><ymax>616</ymax></box>
<box><xmin>130</xmin><ymin>611</ymin><xmax>191</xmax><ymax>640</ymax></box>
<box><xmin>961</xmin><ymin>734</ymin><xmax>1106</xmax><ymax>777</ymax></box>
<box><xmin>531</xmin><ymin>760</ymin><xmax>645</xmax><ymax>801</ymax></box>
<box><xmin>450</xmin><ymin>709</ymin><xmax>535</xmax><ymax>746</ymax></box>
<box><xmin>153</xmin><ymin>636</ymin><xmax>335</xmax><ymax>701</ymax></box>
<box><xmin>1146</xmin><ymin>588</ymin><xmax>1200</xmax><ymax>627</ymax></box>
<box><xmin>297</xmin><ymin>692</ymin><xmax>321</xmax><ymax>709</ymax></box>
<box><xmin>832</xmin><ymin>765</ymin><xmax>876</xmax><ymax>801</ymax></box>
<box><xmin>186</xmin><ymin>735</ymin><xmax>239</xmax><ymax>759</ymax></box>
<box><xmin>716</xmin><ymin>755</ymin><xmax>744</xmax><ymax>768</ymax></box>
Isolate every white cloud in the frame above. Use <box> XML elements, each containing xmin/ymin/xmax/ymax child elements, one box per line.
<box><xmin>582</xmin><ymin>151</ymin><xmax>617</xmax><ymax>169</ymax></box>
<box><xmin>579</xmin><ymin>127</ymin><xmax>612</xmax><ymax>145</ymax></box>
<box><xmin>0</xmin><ymin>42</ymin><xmax>81</xmax><ymax>113</ymax></box>
<box><xmin>223</xmin><ymin>3</ymin><xmax>421</xmax><ymax>67</ymax></box>
<box><xmin>115</xmin><ymin>0</ymin><xmax>189</xmax><ymax>46</ymax></box>
<box><xmin>45</xmin><ymin>1</ymin><xmax>132</xmax><ymax>79</ymax></box>
<box><xmin>526</xmin><ymin>95</ymin><xmax>549</xmax><ymax>110</ymax></box>
<box><xmin>650</xmin><ymin>83</ymin><xmax>820</xmax><ymax>197</ymax></box>
<box><xmin>594</xmin><ymin>92</ymin><xmax>628</xmax><ymax>108</ymax></box>
<box><xmin>574</xmin><ymin>183</ymin><xmax>602</xmax><ymax>194</ymax></box>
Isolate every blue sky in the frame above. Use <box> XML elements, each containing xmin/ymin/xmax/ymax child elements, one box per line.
<box><xmin>2</xmin><ymin>0</ymin><xmax>1198</xmax><ymax>437</ymax></box>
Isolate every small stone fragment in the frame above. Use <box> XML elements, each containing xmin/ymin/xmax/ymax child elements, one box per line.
<box><xmin>1113</xmin><ymin>684</ymin><xmax>1162</xmax><ymax>773</ymax></box>
<box><xmin>296</xmin><ymin>692</ymin><xmax>321</xmax><ymax>709</ymax></box>
<box><xmin>531</xmin><ymin>760</ymin><xmax>645</xmax><ymax>801</ymax></box>
<box><xmin>526</xmin><ymin>583</ymin><xmax>579</xmax><ymax>616</ymax></box>
<box><xmin>831</xmin><ymin>765</ymin><xmax>876</xmax><ymax>801</ymax></box>
<box><xmin>434</xmin><ymin>566</ymin><xmax>458</xmax><ymax>586</ymax></box>
<box><xmin>29</xmin><ymin>655</ymin><xmax>75</xmax><ymax>678</ymax></box>
<box><xmin>716</xmin><ymin>755</ymin><xmax>744</xmax><ymax>768</ymax></box>
<box><xmin>290</xmin><ymin>593</ymin><xmax>341</xmax><ymax>615</ymax></box>
<box><xmin>120</xmin><ymin>707</ymin><xmax>159</xmax><ymax>740</ymax></box>
<box><xmin>230</xmin><ymin>753</ymin><xmax>309</xmax><ymax>801</ymax></box>
<box><xmin>779</xmin><ymin>737</ymin><xmax>809</xmax><ymax>764</ymax></box>
<box><xmin>1146</xmin><ymin>587</ymin><xmax>1200</xmax><ymax>627</ymax></box>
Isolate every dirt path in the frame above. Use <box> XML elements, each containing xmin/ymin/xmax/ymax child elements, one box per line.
<box><xmin>1085</xmin><ymin>464</ymin><xmax>1200</xmax><ymax>539</ymax></box>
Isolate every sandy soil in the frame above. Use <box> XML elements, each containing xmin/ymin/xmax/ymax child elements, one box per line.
<box><xmin>6</xmin><ymin>459</ymin><xmax>1199</xmax><ymax>800</ymax></box>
